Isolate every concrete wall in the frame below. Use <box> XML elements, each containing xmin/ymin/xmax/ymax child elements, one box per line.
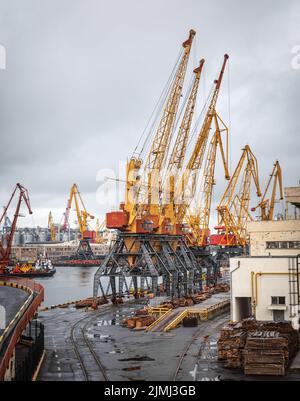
<box><xmin>285</xmin><ymin>186</ymin><xmax>300</xmax><ymax>208</ymax></box>
<box><xmin>11</xmin><ymin>243</ymin><xmax>109</xmax><ymax>262</ymax></box>
<box><xmin>230</xmin><ymin>256</ymin><xmax>297</xmax><ymax>326</ymax></box>
<box><xmin>247</xmin><ymin>220</ymin><xmax>300</xmax><ymax>257</ymax></box>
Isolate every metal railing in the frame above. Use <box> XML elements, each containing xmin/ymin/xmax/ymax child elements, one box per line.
<box><xmin>0</xmin><ymin>279</ymin><xmax>44</xmax><ymax>380</ymax></box>
<box><xmin>14</xmin><ymin>321</ymin><xmax>44</xmax><ymax>381</ymax></box>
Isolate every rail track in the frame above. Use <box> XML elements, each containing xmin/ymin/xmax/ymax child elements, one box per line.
<box><xmin>70</xmin><ymin>308</ymin><xmax>111</xmax><ymax>381</ymax></box>
<box><xmin>171</xmin><ymin>328</ymin><xmax>202</xmax><ymax>381</ymax></box>
<box><xmin>171</xmin><ymin>313</ymin><xmax>230</xmax><ymax>381</ymax></box>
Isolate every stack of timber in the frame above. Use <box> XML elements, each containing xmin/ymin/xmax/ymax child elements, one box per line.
<box><xmin>217</xmin><ymin>319</ymin><xmax>299</xmax><ymax>376</ymax></box>
<box><xmin>218</xmin><ymin>325</ymin><xmax>247</xmax><ymax>368</ymax></box>
<box><xmin>244</xmin><ymin>331</ymin><xmax>288</xmax><ymax>376</ymax></box>
<box><xmin>122</xmin><ymin>314</ymin><xmax>155</xmax><ymax>330</ymax></box>
<box><xmin>75</xmin><ymin>296</ymin><xmax>108</xmax><ymax>309</ymax></box>
<box><xmin>158</xmin><ymin>284</ymin><xmax>230</xmax><ymax>308</ymax></box>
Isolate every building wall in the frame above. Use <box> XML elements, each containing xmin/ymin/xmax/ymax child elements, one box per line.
<box><xmin>248</xmin><ymin>220</ymin><xmax>300</xmax><ymax>257</ymax></box>
<box><xmin>11</xmin><ymin>243</ymin><xmax>109</xmax><ymax>262</ymax></box>
<box><xmin>285</xmin><ymin>186</ymin><xmax>300</xmax><ymax>207</ymax></box>
<box><xmin>230</xmin><ymin>256</ymin><xmax>298</xmax><ymax>327</ymax></box>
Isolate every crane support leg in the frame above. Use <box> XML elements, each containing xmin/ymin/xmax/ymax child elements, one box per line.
<box><xmin>93</xmin><ymin>232</ymin><xmax>204</xmax><ymax>301</ymax></box>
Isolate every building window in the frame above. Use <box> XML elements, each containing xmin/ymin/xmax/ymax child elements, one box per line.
<box><xmin>266</xmin><ymin>241</ymin><xmax>300</xmax><ymax>250</ymax></box>
<box><xmin>271</xmin><ymin>296</ymin><xmax>286</xmax><ymax>305</ymax></box>
<box><xmin>289</xmin><ymin>241</ymin><xmax>300</xmax><ymax>249</ymax></box>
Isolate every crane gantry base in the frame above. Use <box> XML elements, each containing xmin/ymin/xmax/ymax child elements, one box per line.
<box><xmin>93</xmin><ymin>233</ymin><xmax>212</xmax><ymax>302</ymax></box>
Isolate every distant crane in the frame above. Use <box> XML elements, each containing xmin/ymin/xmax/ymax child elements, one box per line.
<box><xmin>95</xmin><ymin>218</ymin><xmax>105</xmax><ymax>244</ymax></box>
<box><xmin>0</xmin><ymin>183</ymin><xmax>33</xmax><ymax>273</ymax></box>
<box><xmin>251</xmin><ymin>161</ymin><xmax>283</xmax><ymax>220</ymax></box>
<box><xmin>187</xmin><ymin>114</ymin><xmax>230</xmax><ymax>247</ymax></box>
<box><xmin>48</xmin><ymin>211</ymin><xmax>56</xmax><ymax>241</ymax></box>
<box><xmin>212</xmin><ymin>145</ymin><xmax>261</xmax><ymax>247</ymax></box>
<box><xmin>62</xmin><ymin>184</ymin><xmax>95</xmax><ymax>240</ymax></box>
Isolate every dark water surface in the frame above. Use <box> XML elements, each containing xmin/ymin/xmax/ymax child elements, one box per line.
<box><xmin>37</xmin><ymin>265</ymin><xmax>100</xmax><ymax>307</ymax></box>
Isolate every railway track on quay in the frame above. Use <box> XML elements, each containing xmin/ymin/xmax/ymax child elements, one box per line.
<box><xmin>70</xmin><ymin>309</ymin><xmax>110</xmax><ymax>381</ymax></box>
<box><xmin>171</xmin><ymin>313</ymin><xmax>230</xmax><ymax>381</ymax></box>
<box><xmin>171</xmin><ymin>328</ymin><xmax>202</xmax><ymax>381</ymax></box>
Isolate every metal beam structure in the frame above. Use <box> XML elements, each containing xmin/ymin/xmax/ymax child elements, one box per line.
<box><xmin>93</xmin><ymin>232</ymin><xmax>217</xmax><ymax>303</ymax></box>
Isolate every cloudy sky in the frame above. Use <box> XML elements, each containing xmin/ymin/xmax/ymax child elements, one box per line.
<box><xmin>0</xmin><ymin>0</ymin><xmax>299</xmax><ymax>228</ymax></box>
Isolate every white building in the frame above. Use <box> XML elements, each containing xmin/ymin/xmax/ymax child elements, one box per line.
<box><xmin>230</xmin><ymin>186</ymin><xmax>300</xmax><ymax>329</ymax></box>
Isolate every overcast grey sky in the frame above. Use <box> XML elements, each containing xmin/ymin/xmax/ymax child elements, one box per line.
<box><xmin>0</xmin><ymin>0</ymin><xmax>299</xmax><ymax>227</ymax></box>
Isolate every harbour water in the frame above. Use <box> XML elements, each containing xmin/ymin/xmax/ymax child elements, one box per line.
<box><xmin>37</xmin><ymin>266</ymin><xmax>163</xmax><ymax>307</ymax></box>
<box><xmin>37</xmin><ymin>265</ymin><xmax>100</xmax><ymax>307</ymax></box>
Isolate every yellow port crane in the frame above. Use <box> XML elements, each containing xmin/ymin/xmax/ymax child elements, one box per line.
<box><xmin>63</xmin><ymin>184</ymin><xmax>94</xmax><ymax>238</ymax></box>
<box><xmin>112</xmin><ymin>30</ymin><xmax>196</xmax><ymax>234</ymax></box>
<box><xmin>48</xmin><ymin>211</ymin><xmax>56</xmax><ymax>241</ymax></box>
<box><xmin>213</xmin><ymin>145</ymin><xmax>262</xmax><ymax>247</ymax></box>
<box><xmin>96</xmin><ymin>30</ymin><xmax>229</xmax><ymax>301</ymax></box>
<box><xmin>251</xmin><ymin>161</ymin><xmax>283</xmax><ymax>221</ymax></box>
<box><xmin>175</xmin><ymin>55</ymin><xmax>230</xmax><ymax>231</ymax></box>
<box><xmin>95</xmin><ymin>218</ymin><xmax>106</xmax><ymax>244</ymax></box>
<box><xmin>160</xmin><ymin>58</ymin><xmax>205</xmax><ymax>233</ymax></box>
<box><xmin>187</xmin><ymin>113</ymin><xmax>230</xmax><ymax>247</ymax></box>
<box><xmin>143</xmin><ymin>29</ymin><xmax>196</xmax><ymax>220</ymax></box>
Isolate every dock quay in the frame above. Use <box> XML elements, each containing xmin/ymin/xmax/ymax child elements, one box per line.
<box><xmin>0</xmin><ymin>279</ymin><xmax>44</xmax><ymax>381</ymax></box>
<box><xmin>37</xmin><ymin>292</ymin><xmax>230</xmax><ymax>381</ymax></box>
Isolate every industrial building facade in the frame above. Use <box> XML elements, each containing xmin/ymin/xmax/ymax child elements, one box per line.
<box><xmin>230</xmin><ymin>186</ymin><xmax>300</xmax><ymax>329</ymax></box>
<box><xmin>10</xmin><ymin>242</ymin><xmax>109</xmax><ymax>262</ymax></box>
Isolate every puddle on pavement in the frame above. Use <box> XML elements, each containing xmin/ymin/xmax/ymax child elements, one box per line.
<box><xmin>107</xmin><ymin>349</ymin><xmax>124</xmax><ymax>354</ymax></box>
<box><xmin>118</xmin><ymin>356</ymin><xmax>155</xmax><ymax>362</ymax></box>
<box><xmin>86</xmin><ymin>333</ymin><xmax>114</xmax><ymax>342</ymax></box>
<box><xmin>122</xmin><ymin>366</ymin><xmax>141</xmax><ymax>371</ymax></box>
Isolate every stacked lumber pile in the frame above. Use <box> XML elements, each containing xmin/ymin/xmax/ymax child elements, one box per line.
<box><xmin>257</xmin><ymin>321</ymin><xmax>299</xmax><ymax>359</ymax></box>
<box><xmin>244</xmin><ymin>331</ymin><xmax>288</xmax><ymax>376</ymax></box>
<box><xmin>191</xmin><ymin>293</ymin><xmax>211</xmax><ymax>304</ymax></box>
<box><xmin>134</xmin><ymin>308</ymin><xmax>149</xmax><ymax>316</ymax></box>
<box><xmin>179</xmin><ymin>297</ymin><xmax>194</xmax><ymax>307</ymax></box>
<box><xmin>122</xmin><ymin>314</ymin><xmax>155</xmax><ymax>329</ymax></box>
<box><xmin>75</xmin><ymin>296</ymin><xmax>108</xmax><ymax>308</ymax></box>
<box><xmin>214</xmin><ymin>283</ymin><xmax>230</xmax><ymax>293</ymax></box>
<box><xmin>217</xmin><ymin>324</ymin><xmax>247</xmax><ymax>368</ymax></box>
<box><xmin>217</xmin><ymin>319</ymin><xmax>299</xmax><ymax>376</ymax></box>
<box><xmin>158</xmin><ymin>283</ymin><xmax>229</xmax><ymax>308</ymax></box>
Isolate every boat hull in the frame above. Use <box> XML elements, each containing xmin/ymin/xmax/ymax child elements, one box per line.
<box><xmin>2</xmin><ymin>269</ymin><xmax>56</xmax><ymax>278</ymax></box>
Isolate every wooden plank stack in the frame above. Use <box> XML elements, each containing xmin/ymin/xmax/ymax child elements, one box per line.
<box><xmin>122</xmin><ymin>315</ymin><xmax>155</xmax><ymax>329</ymax></box>
<box><xmin>217</xmin><ymin>319</ymin><xmax>299</xmax><ymax>376</ymax></box>
<box><xmin>218</xmin><ymin>325</ymin><xmax>247</xmax><ymax>368</ymax></box>
<box><xmin>244</xmin><ymin>331</ymin><xmax>288</xmax><ymax>376</ymax></box>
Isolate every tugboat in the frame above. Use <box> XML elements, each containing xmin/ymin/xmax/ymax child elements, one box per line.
<box><xmin>7</xmin><ymin>249</ymin><xmax>56</xmax><ymax>278</ymax></box>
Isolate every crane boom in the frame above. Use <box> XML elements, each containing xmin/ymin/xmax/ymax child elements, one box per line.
<box><xmin>176</xmin><ymin>55</ymin><xmax>229</xmax><ymax>223</ymax></box>
<box><xmin>0</xmin><ymin>183</ymin><xmax>33</xmax><ymax>270</ymax></box>
<box><xmin>127</xmin><ymin>30</ymin><xmax>196</xmax><ymax>226</ymax></box>
<box><xmin>188</xmin><ymin>113</ymin><xmax>230</xmax><ymax>246</ymax></box>
<box><xmin>251</xmin><ymin>161</ymin><xmax>283</xmax><ymax>220</ymax></box>
<box><xmin>214</xmin><ymin>145</ymin><xmax>261</xmax><ymax>246</ymax></box>
<box><xmin>62</xmin><ymin>184</ymin><xmax>94</xmax><ymax>237</ymax></box>
<box><xmin>48</xmin><ymin>211</ymin><xmax>56</xmax><ymax>241</ymax></box>
<box><xmin>144</xmin><ymin>29</ymin><xmax>196</xmax><ymax>174</ymax></box>
<box><xmin>160</xmin><ymin>59</ymin><xmax>205</xmax><ymax>228</ymax></box>
<box><xmin>168</xmin><ymin>59</ymin><xmax>205</xmax><ymax>171</ymax></box>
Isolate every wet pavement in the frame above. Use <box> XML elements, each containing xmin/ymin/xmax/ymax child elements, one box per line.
<box><xmin>37</xmin><ymin>293</ymin><xmax>300</xmax><ymax>381</ymax></box>
<box><xmin>194</xmin><ymin>332</ymin><xmax>300</xmax><ymax>381</ymax></box>
<box><xmin>37</xmin><ymin>295</ymin><xmax>231</xmax><ymax>381</ymax></box>
<box><xmin>0</xmin><ymin>286</ymin><xmax>29</xmax><ymax>338</ymax></box>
